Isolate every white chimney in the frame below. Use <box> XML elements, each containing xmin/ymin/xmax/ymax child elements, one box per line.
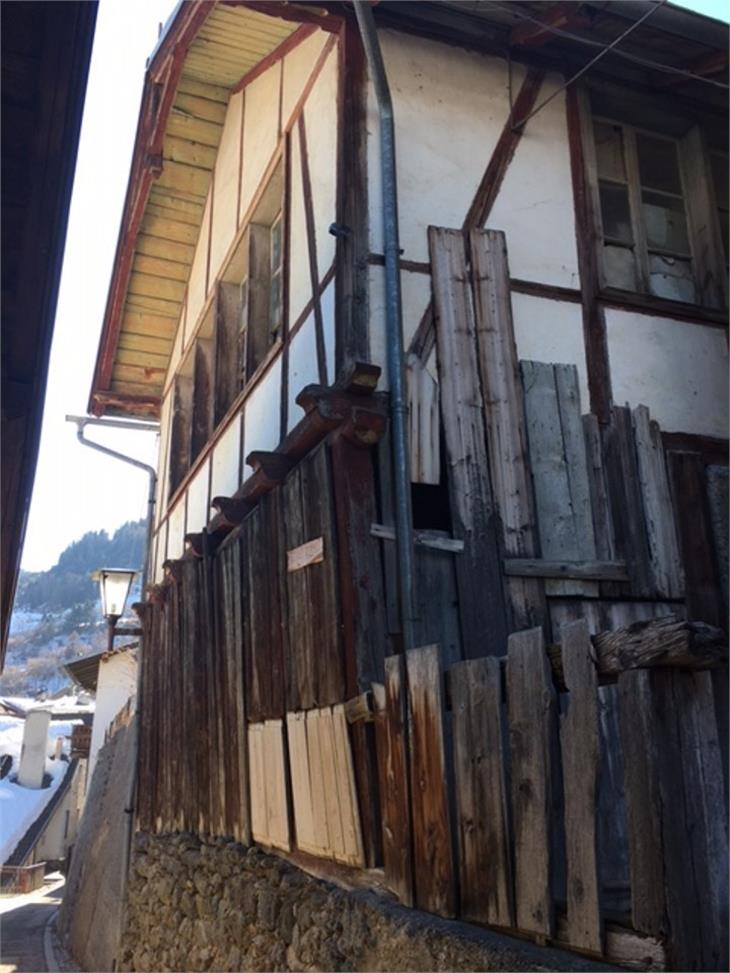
<box><xmin>18</xmin><ymin>710</ymin><xmax>51</xmax><ymax>788</ymax></box>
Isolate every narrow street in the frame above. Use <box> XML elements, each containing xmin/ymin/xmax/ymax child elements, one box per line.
<box><xmin>0</xmin><ymin>876</ymin><xmax>64</xmax><ymax>973</ymax></box>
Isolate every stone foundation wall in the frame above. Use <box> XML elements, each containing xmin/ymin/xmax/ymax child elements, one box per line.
<box><xmin>121</xmin><ymin>834</ymin><xmax>613</xmax><ymax>972</ymax></box>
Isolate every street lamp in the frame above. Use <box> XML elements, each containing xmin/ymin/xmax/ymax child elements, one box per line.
<box><xmin>93</xmin><ymin>568</ymin><xmax>137</xmax><ymax>652</ymax></box>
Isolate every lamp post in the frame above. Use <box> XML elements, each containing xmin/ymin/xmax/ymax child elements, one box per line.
<box><xmin>93</xmin><ymin>568</ymin><xmax>137</xmax><ymax>652</ymax></box>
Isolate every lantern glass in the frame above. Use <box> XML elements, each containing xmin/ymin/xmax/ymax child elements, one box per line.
<box><xmin>96</xmin><ymin>568</ymin><xmax>136</xmax><ymax>622</ymax></box>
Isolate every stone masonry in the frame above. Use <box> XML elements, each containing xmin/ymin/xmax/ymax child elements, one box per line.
<box><xmin>121</xmin><ymin>833</ymin><xmax>615</xmax><ymax>972</ymax></box>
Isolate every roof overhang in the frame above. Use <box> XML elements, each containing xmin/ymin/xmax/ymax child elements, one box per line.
<box><xmin>88</xmin><ymin>1</ymin><xmax>341</xmax><ymax>420</ymax></box>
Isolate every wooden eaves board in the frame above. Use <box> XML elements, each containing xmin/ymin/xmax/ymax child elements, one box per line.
<box><xmin>93</xmin><ymin>2</ymin><xmax>298</xmax><ymax>416</ymax></box>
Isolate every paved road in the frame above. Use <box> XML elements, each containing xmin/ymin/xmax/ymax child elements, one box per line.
<box><xmin>0</xmin><ymin>877</ymin><xmax>63</xmax><ymax>973</ymax></box>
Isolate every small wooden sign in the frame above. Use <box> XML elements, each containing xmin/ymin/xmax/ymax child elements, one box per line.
<box><xmin>287</xmin><ymin>536</ymin><xmax>324</xmax><ymax>573</ymax></box>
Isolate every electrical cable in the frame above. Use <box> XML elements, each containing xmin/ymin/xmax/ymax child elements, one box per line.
<box><xmin>511</xmin><ymin>0</ymin><xmax>669</xmax><ymax>130</ymax></box>
<box><xmin>484</xmin><ymin>0</ymin><xmax>729</xmax><ymax>91</ymax></box>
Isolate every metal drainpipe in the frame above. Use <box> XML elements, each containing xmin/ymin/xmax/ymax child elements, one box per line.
<box><xmin>353</xmin><ymin>0</ymin><xmax>416</xmax><ymax>653</ymax></box>
<box><xmin>65</xmin><ymin>413</ymin><xmax>158</xmax><ymax>968</ymax></box>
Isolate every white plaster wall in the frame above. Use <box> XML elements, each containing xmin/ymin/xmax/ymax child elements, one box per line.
<box><xmin>303</xmin><ymin>48</ymin><xmax>338</xmax><ymax>281</ymax></box>
<box><xmin>243</xmin><ymin>357</ymin><xmax>283</xmax><ymax>476</ymax></box>
<box><xmin>239</xmin><ymin>64</ymin><xmax>280</xmax><ymax>222</ymax></box>
<box><xmin>368</xmin><ymin>30</ymin><xmax>506</xmax><ymax>263</ymax></box>
<box><xmin>282</xmin><ymin>30</ymin><xmax>328</xmax><ymax>123</ymax></box>
<box><xmin>187</xmin><ymin>191</ymin><xmax>211</xmax><ymax>336</ymax></box>
<box><xmin>155</xmin><ymin>391</ymin><xmax>172</xmax><ymax>526</ymax></box>
<box><xmin>488</xmin><ymin>74</ymin><xmax>579</xmax><ymax>288</ymax></box>
<box><xmin>210</xmin><ymin>90</ymin><xmax>243</xmax><ymax>276</ymax></box>
<box><xmin>211</xmin><ymin>415</ymin><xmax>242</xmax><ymax>501</ymax></box>
<box><xmin>511</xmin><ymin>294</ymin><xmax>589</xmax><ymax>411</ymax></box>
<box><xmin>88</xmin><ymin>652</ymin><xmax>138</xmax><ymax>781</ymax></box>
<box><xmin>606</xmin><ymin>309</ymin><xmax>729</xmax><ymax>438</ymax></box>
<box><xmin>167</xmin><ymin>498</ymin><xmax>186</xmax><ymax>561</ymax></box>
<box><xmin>33</xmin><ymin>762</ymin><xmax>85</xmax><ymax>863</ymax></box>
<box><xmin>186</xmin><ymin>458</ymin><xmax>211</xmax><ymax>534</ymax></box>
<box><xmin>287</xmin><ymin>310</ymin><xmax>319</xmax><ymax>431</ymax></box>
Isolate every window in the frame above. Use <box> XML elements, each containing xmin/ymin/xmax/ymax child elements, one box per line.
<box><xmin>168</xmin><ymin>159</ymin><xmax>286</xmax><ymax>501</ymax></box>
<box><xmin>216</xmin><ymin>160</ymin><xmax>285</xmax><ymax>424</ymax></box>
<box><xmin>594</xmin><ymin>120</ymin><xmax>697</xmax><ymax>302</ymax></box>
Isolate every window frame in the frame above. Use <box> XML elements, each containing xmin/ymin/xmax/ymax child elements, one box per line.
<box><xmin>583</xmin><ymin>89</ymin><xmax>727</xmax><ymax>313</ymax></box>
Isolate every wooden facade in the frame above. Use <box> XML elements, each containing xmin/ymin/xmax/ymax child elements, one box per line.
<box><xmin>90</xmin><ymin>3</ymin><xmax>728</xmax><ymax>970</ymax></box>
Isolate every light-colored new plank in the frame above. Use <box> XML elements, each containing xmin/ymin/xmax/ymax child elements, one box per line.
<box><xmin>332</xmin><ymin>704</ymin><xmax>365</xmax><ymax>867</ymax></box>
<box><xmin>248</xmin><ymin>723</ymin><xmax>268</xmax><ymax>844</ymax></box>
<box><xmin>305</xmin><ymin>709</ymin><xmax>330</xmax><ymax>856</ymax></box>
<box><xmin>287</xmin><ymin>711</ymin><xmax>317</xmax><ymax>855</ymax></box>
<box><xmin>287</xmin><ymin>536</ymin><xmax>324</xmax><ymax>572</ymax></box>
<box><xmin>318</xmin><ymin>707</ymin><xmax>346</xmax><ymax>862</ymax></box>
<box><xmin>263</xmin><ymin>719</ymin><xmax>290</xmax><ymax>852</ymax></box>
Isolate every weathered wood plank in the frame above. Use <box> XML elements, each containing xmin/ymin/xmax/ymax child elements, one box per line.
<box><xmin>414</xmin><ymin>547</ymin><xmax>462</xmax><ymax>669</ymax></box>
<box><xmin>407</xmin><ymin>351</ymin><xmax>440</xmax><ymax>485</ymax></box>
<box><xmin>667</xmin><ymin>450</ymin><xmax>723</xmax><ymax>627</ymax></box>
<box><xmin>619</xmin><ymin>669</ymin><xmax>729</xmax><ymax>970</ymax></box>
<box><xmin>377</xmin><ymin>655</ymin><xmax>414</xmax><ymax>906</ymax></box>
<box><xmin>332</xmin><ymin>704</ymin><xmax>366</xmax><ymax>867</ymax></box>
<box><xmin>450</xmin><ymin>656</ymin><xmax>513</xmax><ymax>927</ymax></box>
<box><xmin>507</xmin><ymin>627</ymin><xmax>557</xmax><ymax>937</ymax></box>
<box><xmin>559</xmin><ymin>619</ymin><xmax>602</xmax><ymax>953</ymax></box>
<box><xmin>300</xmin><ymin>446</ymin><xmax>344</xmax><ymax>707</ymax></box>
<box><xmin>370</xmin><ymin>522</ymin><xmax>464</xmax><ymax>553</ymax></box>
<box><xmin>470</xmin><ymin>228</ymin><xmax>545</xmax><ymax>631</ymax></box>
<box><xmin>633</xmin><ymin>406</ymin><xmax>684</xmax><ymax>599</ymax></box>
<box><xmin>583</xmin><ymin>413</ymin><xmax>616</xmax><ymax>563</ymax></box>
<box><xmin>555</xmin><ymin>366</ymin><xmax>596</xmax><ymax>560</ymax></box>
<box><xmin>405</xmin><ymin>644</ymin><xmax>456</xmax><ymax>918</ymax></box>
<box><xmin>283</xmin><ymin>466</ymin><xmax>313</xmax><ymax>711</ymax></box>
<box><xmin>504</xmin><ymin>559</ymin><xmax>627</xmax><ymax>581</ymax></box>
<box><xmin>429</xmin><ymin>226</ymin><xmax>508</xmax><ymax>656</ymax></box>
<box><xmin>602</xmin><ymin>407</ymin><xmax>653</xmax><ymax>598</ymax></box>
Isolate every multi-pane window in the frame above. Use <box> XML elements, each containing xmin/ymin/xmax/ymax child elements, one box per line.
<box><xmin>594</xmin><ymin>120</ymin><xmax>696</xmax><ymax>302</ymax></box>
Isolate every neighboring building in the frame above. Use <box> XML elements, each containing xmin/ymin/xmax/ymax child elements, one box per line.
<box><xmin>65</xmin><ymin>645</ymin><xmax>138</xmax><ymax>780</ymax></box>
<box><xmin>77</xmin><ymin>3</ymin><xmax>727</xmax><ymax>972</ymax></box>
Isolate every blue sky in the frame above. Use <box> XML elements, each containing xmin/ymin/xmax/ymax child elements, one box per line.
<box><xmin>20</xmin><ymin>0</ymin><xmax>729</xmax><ymax>572</ymax></box>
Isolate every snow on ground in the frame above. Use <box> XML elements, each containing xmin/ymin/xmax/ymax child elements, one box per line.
<box><xmin>0</xmin><ymin>713</ymin><xmax>81</xmax><ymax>864</ymax></box>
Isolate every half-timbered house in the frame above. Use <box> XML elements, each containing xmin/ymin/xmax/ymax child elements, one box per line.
<box><xmin>81</xmin><ymin>2</ymin><xmax>728</xmax><ymax>970</ymax></box>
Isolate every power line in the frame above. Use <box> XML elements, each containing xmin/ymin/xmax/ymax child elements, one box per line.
<box><xmin>511</xmin><ymin>0</ymin><xmax>670</xmax><ymax>130</ymax></box>
<box><xmin>486</xmin><ymin>0</ymin><xmax>729</xmax><ymax>91</ymax></box>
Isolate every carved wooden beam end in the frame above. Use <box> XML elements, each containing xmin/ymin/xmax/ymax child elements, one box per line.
<box><xmin>211</xmin><ymin>496</ymin><xmax>253</xmax><ymax>527</ymax></box>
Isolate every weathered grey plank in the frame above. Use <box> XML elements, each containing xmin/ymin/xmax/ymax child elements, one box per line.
<box><xmin>620</xmin><ymin>668</ymin><xmax>729</xmax><ymax>970</ymax></box>
<box><xmin>470</xmin><ymin>228</ymin><xmax>545</xmax><ymax>631</ymax></box>
<box><xmin>555</xmin><ymin>365</ymin><xmax>596</xmax><ymax>561</ymax></box>
<box><xmin>407</xmin><ymin>351</ymin><xmax>440</xmax><ymax>486</ymax></box>
<box><xmin>583</xmin><ymin>413</ymin><xmax>616</xmax><ymax>563</ymax></box>
<box><xmin>429</xmin><ymin>226</ymin><xmax>508</xmax><ymax>657</ymax></box>
<box><xmin>414</xmin><ymin>546</ymin><xmax>462</xmax><ymax>669</ymax></box>
<box><xmin>405</xmin><ymin>644</ymin><xmax>456</xmax><ymax>918</ymax></box>
<box><xmin>633</xmin><ymin>406</ymin><xmax>684</xmax><ymax>599</ymax></box>
<box><xmin>522</xmin><ymin>361</ymin><xmax>594</xmax><ymax>597</ymax></box>
<box><xmin>377</xmin><ymin>655</ymin><xmax>414</xmax><ymax>907</ymax></box>
<box><xmin>507</xmin><ymin>627</ymin><xmax>557</xmax><ymax>937</ymax></box>
<box><xmin>504</xmin><ymin>559</ymin><xmax>627</xmax><ymax>581</ymax></box>
<box><xmin>450</xmin><ymin>656</ymin><xmax>514</xmax><ymax>927</ymax></box>
<box><xmin>559</xmin><ymin>619</ymin><xmax>602</xmax><ymax>953</ymax></box>
<box><xmin>602</xmin><ymin>407</ymin><xmax>653</xmax><ymax>598</ymax></box>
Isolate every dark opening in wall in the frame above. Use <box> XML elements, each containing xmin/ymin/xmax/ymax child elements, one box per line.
<box><xmin>411</xmin><ymin>481</ymin><xmax>451</xmax><ymax>532</ymax></box>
